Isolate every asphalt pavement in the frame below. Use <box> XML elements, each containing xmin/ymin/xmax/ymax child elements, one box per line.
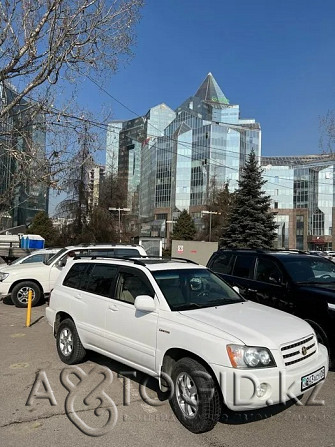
<box><xmin>1</xmin><ymin>300</ymin><xmax>334</xmax><ymax>447</ymax></box>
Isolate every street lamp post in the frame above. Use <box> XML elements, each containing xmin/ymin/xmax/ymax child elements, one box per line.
<box><xmin>201</xmin><ymin>210</ymin><xmax>220</xmax><ymax>242</ymax></box>
<box><xmin>109</xmin><ymin>207</ymin><xmax>131</xmax><ymax>243</ymax></box>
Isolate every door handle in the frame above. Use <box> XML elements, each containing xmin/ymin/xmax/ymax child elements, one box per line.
<box><xmin>108</xmin><ymin>304</ymin><xmax>119</xmax><ymax>311</ymax></box>
<box><xmin>247</xmin><ymin>288</ymin><xmax>258</xmax><ymax>293</ymax></box>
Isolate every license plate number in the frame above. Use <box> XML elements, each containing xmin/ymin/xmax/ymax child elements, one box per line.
<box><xmin>301</xmin><ymin>366</ymin><xmax>325</xmax><ymax>391</ymax></box>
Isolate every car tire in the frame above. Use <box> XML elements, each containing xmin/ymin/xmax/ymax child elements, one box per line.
<box><xmin>56</xmin><ymin>319</ymin><xmax>86</xmax><ymax>365</ymax></box>
<box><xmin>305</xmin><ymin>319</ymin><xmax>333</xmax><ymax>369</ymax></box>
<box><xmin>11</xmin><ymin>281</ymin><xmax>41</xmax><ymax>308</ymax></box>
<box><xmin>169</xmin><ymin>357</ymin><xmax>222</xmax><ymax>433</ymax></box>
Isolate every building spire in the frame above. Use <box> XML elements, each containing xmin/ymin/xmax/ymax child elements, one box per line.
<box><xmin>194</xmin><ymin>73</ymin><xmax>229</xmax><ymax>104</ymax></box>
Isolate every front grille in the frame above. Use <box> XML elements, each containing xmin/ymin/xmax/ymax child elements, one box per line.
<box><xmin>281</xmin><ymin>334</ymin><xmax>317</xmax><ymax>367</ymax></box>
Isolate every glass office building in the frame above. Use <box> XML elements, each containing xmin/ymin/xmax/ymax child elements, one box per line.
<box><xmin>105</xmin><ymin>74</ymin><xmax>261</xmax><ymax>238</ymax></box>
<box><xmin>0</xmin><ymin>82</ymin><xmax>48</xmax><ymax>230</ymax></box>
<box><xmin>105</xmin><ymin>121</ymin><xmax>124</xmax><ymax>175</ymax></box>
<box><xmin>105</xmin><ymin>104</ymin><xmax>176</xmax><ymax>216</ymax></box>
<box><xmin>262</xmin><ymin>154</ymin><xmax>335</xmax><ymax>250</ymax></box>
<box><xmin>140</xmin><ymin>73</ymin><xmax>261</xmax><ymax>234</ymax></box>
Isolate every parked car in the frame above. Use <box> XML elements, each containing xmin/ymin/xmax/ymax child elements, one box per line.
<box><xmin>324</xmin><ymin>251</ymin><xmax>335</xmax><ymax>262</ymax></box>
<box><xmin>207</xmin><ymin>249</ymin><xmax>335</xmax><ymax>367</ymax></box>
<box><xmin>308</xmin><ymin>251</ymin><xmax>326</xmax><ymax>256</ymax></box>
<box><xmin>8</xmin><ymin>248</ymin><xmax>61</xmax><ymax>265</ymax></box>
<box><xmin>0</xmin><ymin>244</ymin><xmax>147</xmax><ymax>307</ymax></box>
<box><xmin>46</xmin><ymin>256</ymin><xmax>328</xmax><ymax>433</ymax></box>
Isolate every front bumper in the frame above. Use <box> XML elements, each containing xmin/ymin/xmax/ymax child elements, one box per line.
<box><xmin>211</xmin><ymin>344</ymin><xmax>329</xmax><ymax>411</ymax></box>
<box><xmin>0</xmin><ymin>281</ymin><xmax>10</xmax><ymax>299</ymax></box>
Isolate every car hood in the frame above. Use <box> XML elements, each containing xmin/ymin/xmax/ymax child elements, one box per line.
<box><xmin>179</xmin><ymin>301</ymin><xmax>313</xmax><ymax>349</ymax></box>
<box><xmin>0</xmin><ymin>262</ymin><xmax>47</xmax><ymax>273</ymax></box>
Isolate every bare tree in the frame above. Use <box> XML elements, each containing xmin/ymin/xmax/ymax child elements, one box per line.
<box><xmin>0</xmin><ymin>0</ymin><xmax>144</xmax><ymax>117</ymax></box>
<box><xmin>0</xmin><ymin>0</ymin><xmax>143</xmax><ymax>225</ymax></box>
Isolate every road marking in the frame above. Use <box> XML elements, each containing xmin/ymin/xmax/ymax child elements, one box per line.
<box><xmin>9</xmin><ymin>362</ymin><xmax>30</xmax><ymax>369</ymax></box>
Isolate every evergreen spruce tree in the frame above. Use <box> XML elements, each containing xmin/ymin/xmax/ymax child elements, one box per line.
<box><xmin>220</xmin><ymin>150</ymin><xmax>277</xmax><ymax>249</ymax></box>
<box><xmin>27</xmin><ymin>211</ymin><xmax>57</xmax><ymax>246</ymax></box>
<box><xmin>171</xmin><ymin>210</ymin><xmax>196</xmax><ymax>241</ymax></box>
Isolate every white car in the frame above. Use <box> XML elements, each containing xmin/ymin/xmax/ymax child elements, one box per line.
<box><xmin>0</xmin><ymin>244</ymin><xmax>147</xmax><ymax>307</ymax></box>
<box><xmin>46</xmin><ymin>257</ymin><xmax>329</xmax><ymax>433</ymax></box>
<box><xmin>9</xmin><ymin>248</ymin><xmax>61</xmax><ymax>265</ymax></box>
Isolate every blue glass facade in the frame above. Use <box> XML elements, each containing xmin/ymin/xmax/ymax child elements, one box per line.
<box><xmin>0</xmin><ymin>83</ymin><xmax>48</xmax><ymax>229</ymax></box>
<box><xmin>105</xmin><ymin>121</ymin><xmax>124</xmax><ymax>174</ymax></box>
<box><xmin>140</xmin><ymin>73</ymin><xmax>261</xmax><ymax>228</ymax></box>
<box><xmin>105</xmin><ymin>74</ymin><xmax>261</xmax><ymax>238</ymax></box>
<box><xmin>106</xmin><ymin>104</ymin><xmax>175</xmax><ymax>215</ymax></box>
<box><xmin>262</xmin><ymin>155</ymin><xmax>335</xmax><ymax>250</ymax></box>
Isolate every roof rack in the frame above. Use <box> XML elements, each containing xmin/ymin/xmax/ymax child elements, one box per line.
<box><xmin>73</xmin><ymin>243</ymin><xmax>141</xmax><ymax>248</ymax></box>
<box><xmin>218</xmin><ymin>247</ymin><xmax>309</xmax><ymax>254</ymax></box>
<box><xmin>72</xmin><ymin>255</ymin><xmax>199</xmax><ymax>266</ymax></box>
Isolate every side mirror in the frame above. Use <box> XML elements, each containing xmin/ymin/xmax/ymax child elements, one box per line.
<box><xmin>56</xmin><ymin>259</ymin><xmax>66</xmax><ymax>268</ymax></box>
<box><xmin>232</xmin><ymin>285</ymin><xmax>240</xmax><ymax>294</ymax></box>
<box><xmin>134</xmin><ymin>295</ymin><xmax>155</xmax><ymax>312</ymax></box>
<box><xmin>269</xmin><ymin>275</ymin><xmax>281</xmax><ymax>285</ymax></box>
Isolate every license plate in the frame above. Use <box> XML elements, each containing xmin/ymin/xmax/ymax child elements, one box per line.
<box><xmin>301</xmin><ymin>366</ymin><xmax>325</xmax><ymax>391</ymax></box>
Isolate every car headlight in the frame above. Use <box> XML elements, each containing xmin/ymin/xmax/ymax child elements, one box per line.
<box><xmin>0</xmin><ymin>272</ymin><xmax>9</xmax><ymax>282</ymax></box>
<box><xmin>227</xmin><ymin>344</ymin><xmax>276</xmax><ymax>368</ymax></box>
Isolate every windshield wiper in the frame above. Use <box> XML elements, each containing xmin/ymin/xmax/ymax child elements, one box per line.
<box><xmin>172</xmin><ymin>302</ymin><xmax>203</xmax><ymax>310</ymax></box>
<box><xmin>205</xmin><ymin>298</ymin><xmax>242</xmax><ymax>306</ymax></box>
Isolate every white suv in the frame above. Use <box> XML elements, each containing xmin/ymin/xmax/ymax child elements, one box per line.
<box><xmin>9</xmin><ymin>248</ymin><xmax>61</xmax><ymax>265</ymax></box>
<box><xmin>46</xmin><ymin>257</ymin><xmax>329</xmax><ymax>433</ymax></box>
<box><xmin>0</xmin><ymin>244</ymin><xmax>146</xmax><ymax>307</ymax></box>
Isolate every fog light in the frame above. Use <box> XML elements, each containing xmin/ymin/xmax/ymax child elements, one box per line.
<box><xmin>256</xmin><ymin>383</ymin><xmax>268</xmax><ymax>398</ymax></box>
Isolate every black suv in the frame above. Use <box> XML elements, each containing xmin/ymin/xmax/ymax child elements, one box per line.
<box><xmin>207</xmin><ymin>249</ymin><xmax>335</xmax><ymax>367</ymax></box>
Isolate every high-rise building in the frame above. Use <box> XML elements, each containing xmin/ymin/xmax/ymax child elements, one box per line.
<box><xmin>0</xmin><ymin>82</ymin><xmax>48</xmax><ymax>230</ymax></box>
<box><xmin>262</xmin><ymin>154</ymin><xmax>335</xmax><ymax>250</ymax></box>
<box><xmin>88</xmin><ymin>165</ymin><xmax>105</xmax><ymax>210</ymax></box>
<box><xmin>105</xmin><ymin>104</ymin><xmax>176</xmax><ymax>216</ymax></box>
<box><xmin>140</xmin><ymin>73</ymin><xmax>261</xmax><ymax>235</ymax></box>
<box><xmin>105</xmin><ymin>74</ymin><xmax>261</xmax><ymax>239</ymax></box>
<box><xmin>105</xmin><ymin>121</ymin><xmax>124</xmax><ymax>175</ymax></box>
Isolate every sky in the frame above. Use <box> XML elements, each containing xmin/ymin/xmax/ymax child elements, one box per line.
<box><xmin>50</xmin><ymin>0</ymin><xmax>335</xmax><ymax>212</ymax></box>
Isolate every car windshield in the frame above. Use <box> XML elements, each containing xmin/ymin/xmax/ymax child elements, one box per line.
<box><xmin>10</xmin><ymin>255</ymin><xmax>29</xmax><ymax>265</ymax></box>
<box><xmin>282</xmin><ymin>256</ymin><xmax>335</xmax><ymax>283</ymax></box>
<box><xmin>153</xmin><ymin>268</ymin><xmax>244</xmax><ymax>311</ymax></box>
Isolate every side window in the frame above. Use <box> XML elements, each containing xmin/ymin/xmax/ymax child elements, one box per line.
<box><xmin>210</xmin><ymin>252</ymin><xmax>234</xmax><ymax>274</ymax></box>
<box><xmin>85</xmin><ymin>264</ymin><xmax>118</xmax><ymax>297</ymax></box>
<box><xmin>89</xmin><ymin>249</ymin><xmax>115</xmax><ymax>258</ymax></box>
<box><xmin>233</xmin><ymin>255</ymin><xmax>256</xmax><ymax>279</ymax></box>
<box><xmin>116</xmin><ymin>272</ymin><xmax>154</xmax><ymax>304</ymax></box>
<box><xmin>63</xmin><ymin>263</ymin><xmax>90</xmax><ymax>290</ymax></box>
<box><xmin>114</xmin><ymin>248</ymin><xmax>140</xmax><ymax>258</ymax></box>
<box><xmin>255</xmin><ymin>258</ymin><xmax>283</xmax><ymax>284</ymax></box>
